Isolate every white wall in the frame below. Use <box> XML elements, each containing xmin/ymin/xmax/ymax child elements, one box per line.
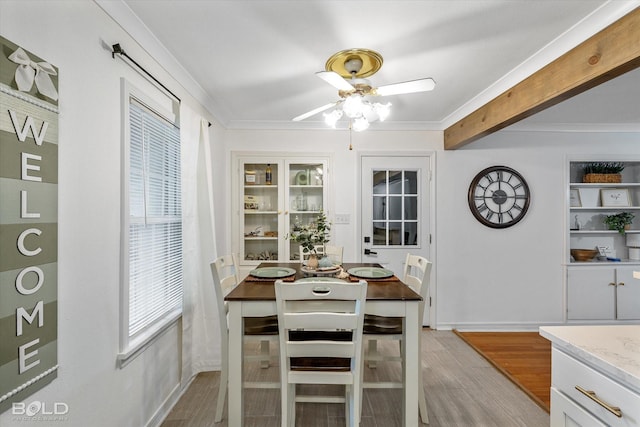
<box><xmin>1</xmin><ymin>2</ymin><xmax>216</xmax><ymax>426</ymax></box>
<box><xmin>222</xmin><ymin>128</ymin><xmax>639</xmax><ymax>331</ymax></box>
<box><xmin>434</xmin><ymin>130</ymin><xmax>638</xmax><ymax>330</ymax></box>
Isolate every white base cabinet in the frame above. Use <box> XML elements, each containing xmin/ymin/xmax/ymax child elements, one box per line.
<box><xmin>541</xmin><ymin>326</ymin><xmax>640</xmax><ymax>427</ymax></box>
<box><xmin>550</xmin><ymin>349</ymin><xmax>640</xmax><ymax>427</ymax></box>
<box><xmin>567</xmin><ymin>266</ymin><xmax>640</xmax><ymax>320</ymax></box>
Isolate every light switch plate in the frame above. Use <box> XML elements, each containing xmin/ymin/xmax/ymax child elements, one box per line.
<box><xmin>335</xmin><ymin>213</ymin><xmax>350</xmax><ymax>224</ymax></box>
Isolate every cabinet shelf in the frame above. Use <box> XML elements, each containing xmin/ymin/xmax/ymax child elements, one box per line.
<box><xmin>570</xmin><ymin>206</ymin><xmax>640</xmax><ymax>210</ymax></box>
<box><xmin>570</xmin><ymin>182</ymin><xmax>640</xmax><ymax>187</ymax></box>
<box><xmin>244</xmin><ymin>236</ymin><xmax>278</xmax><ymax>240</ymax></box>
<box><xmin>245</xmin><ymin>185</ymin><xmax>278</xmax><ymax>189</ymax></box>
<box><xmin>244</xmin><ymin>210</ymin><xmax>278</xmax><ymax>214</ymax></box>
<box><xmin>570</xmin><ymin>229</ymin><xmax>640</xmax><ymax>234</ymax></box>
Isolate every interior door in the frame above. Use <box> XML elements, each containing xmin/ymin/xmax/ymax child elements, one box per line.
<box><xmin>360</xmin><ymin>155</ymin><xmax>432</xmax><ymax>324</ymax></box>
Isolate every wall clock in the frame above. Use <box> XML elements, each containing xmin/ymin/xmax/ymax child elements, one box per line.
<box><xmin>468</xmin><ymin>165</ymin><xmax>530</xmax><ymax>228</ymax></box>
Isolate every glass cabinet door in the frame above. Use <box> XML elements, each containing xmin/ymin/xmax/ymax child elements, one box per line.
<box><xmin>287</xmin><ymin>161</ymin><xmax>326</xmax><ymax>261</ymax></box>
<box><xmin>242</xmin><ymin>162</ymin><xmax>280</xmax><ymax>262</ymax></box>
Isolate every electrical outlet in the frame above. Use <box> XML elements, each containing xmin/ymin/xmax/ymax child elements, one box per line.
<box><xmin>335</xmin><ymin>213</ymin><xmax>350</xmax><ymax>224</ymax></box>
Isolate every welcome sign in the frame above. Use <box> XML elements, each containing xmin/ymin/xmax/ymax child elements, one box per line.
<box><xmin>0</xmin><ymin>36</ymin><xmax>59</xmax><ymax>414</ymax></box>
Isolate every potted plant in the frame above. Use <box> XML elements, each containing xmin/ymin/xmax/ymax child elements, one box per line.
<box><xmin>603</xmin><ymin>212</ymin><xmax>635</xmax><ymax>234</ymax></box>
<box><xmin>286</xmin><ymin>211</ymin><xmax>331</xmax><ymax>268</ymax></box>
<box><xmin>582</xmin><ymin>162</ymin><xmax>625</xmax><ymax>183</ymax></box>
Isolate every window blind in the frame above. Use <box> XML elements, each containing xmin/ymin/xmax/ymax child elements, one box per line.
<box><xmin>128</xmin><ymin>100</ymin><xmax>182</xmax><ymax>337</ymax></box>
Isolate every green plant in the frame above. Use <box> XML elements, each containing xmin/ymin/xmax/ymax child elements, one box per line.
<box><xmin>603</xmin><ymin>212</ymin><xmax>635</xmax><ymax>234</ymax></box>
<box><xmin>583</xmin><ymin>162</ymin><xmax>625</xmax><ymax>174</ymax></box>
<box><xmin>286</xmin><ymin>211</ymin><xmax>331</xmax><ymax>253</ymax></box>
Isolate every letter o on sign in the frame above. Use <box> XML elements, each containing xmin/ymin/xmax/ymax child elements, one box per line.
<box><xmin>16</xmin><ymin>266</ymin><xmax>44</xmax><ymax>295</ymax></box>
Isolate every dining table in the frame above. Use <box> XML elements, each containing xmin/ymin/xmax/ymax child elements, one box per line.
<box><xmin>224</xmin><ymin>262</ymin><xmax>422</xmax><ymax>426</ymax></box>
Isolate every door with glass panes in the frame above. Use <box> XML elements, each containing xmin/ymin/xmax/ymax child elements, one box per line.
<box><xmin>360</xmin><ymin>155</ymin><xmax>432</xmax><ymax>324</ymax></box>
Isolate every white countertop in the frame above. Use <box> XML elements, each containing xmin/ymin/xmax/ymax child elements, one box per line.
<box><xmin>540</xmin><ymin>325</ymin><xmax>640</xmax><ymax>394</ymax></box>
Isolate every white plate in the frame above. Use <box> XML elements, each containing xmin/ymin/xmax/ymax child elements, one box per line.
<box><xmin>347</xmin><ymin>267</ymin><xmax>394</xmax><ymax>279</ymax></box>
<box><xmin>249</xmin><ymin>267</ymin><xmax>296</xmax><ymax>278</ymax></box>
<box><xmin>295</xmin><ymin>277</ymin><xmax>346</xmax><ymax>283</ymax></box>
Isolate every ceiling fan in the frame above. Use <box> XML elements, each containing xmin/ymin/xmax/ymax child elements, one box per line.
<box><xmin>293</xmin><ymin>48</ymin><xmax>435</xmax><ymax>130</ymax></box>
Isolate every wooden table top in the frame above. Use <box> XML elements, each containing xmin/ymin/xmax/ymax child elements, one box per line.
<box><xmin>225</xmin><ymin>262</ymin><xmax>422</xmax><ymax>301</ymax></box>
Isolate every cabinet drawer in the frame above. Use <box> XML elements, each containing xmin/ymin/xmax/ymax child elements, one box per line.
<box><xmin>551</xmin><ymin>387</ymin><xmax>607</xmax><ymax>427</ymax></box>
<box><xmin>552</xmin><ymin>349</ymin><xmax>640</xmax><ymax>426</ymax></box>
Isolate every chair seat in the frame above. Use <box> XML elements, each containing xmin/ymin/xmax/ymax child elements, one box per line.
<box><xmin>363</xmin><ymin>314</ymin><xmax>403</xmax><ymax>334</ymax></box>
<box><xmin>291</xmin><ymin>357</ymin><xmax>351</xmax><ymax>371</ymax></box>
<box><xmin>244</xmin><ymin>315</ymin><xmax>279</xmax><ymax>335</ymax></box>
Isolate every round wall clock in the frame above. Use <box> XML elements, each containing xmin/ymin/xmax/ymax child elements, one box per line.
<box><xmin>468</xmin><ymin>165</ymin><xmax>530</xmax><ymax>228</ymax></box>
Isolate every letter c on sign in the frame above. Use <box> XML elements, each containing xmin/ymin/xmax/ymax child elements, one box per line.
<box><xmin>17</xmin><ymin>228</ymin><xmax>42</xmax><ymax>256</ymax></box>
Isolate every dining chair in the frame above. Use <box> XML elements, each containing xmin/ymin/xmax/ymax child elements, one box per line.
<box><xmin>275</xmin><ymin>278</ymin><xmax>367</xmax><ymax>427</ymax></box>
<box><xmin>210</xmin><ymin>254</ymin><xmax>280</xmax><ymax>423</ymax></box>
<box><xmin>325</xmin><ymin>244</ymin><xmax>344</xmax><ymax>265</ymax></box>
<box><xmin>363</xmin><ymin>253</ymin><xmax>432</xmax><ymax>424</ymax></box>
<box><xmin>298</xmin><ymin>244</ymin><xmax>325</xmax><ymax>263</ymax></box>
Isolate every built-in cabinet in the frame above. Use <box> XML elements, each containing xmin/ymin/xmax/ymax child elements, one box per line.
<box><xmin>232</xmin><ymin>153</ymin><xmax>330</xmax><ymax>266</ymax></box>
<box><xmin>549</xmin><ymin>348</ymin><xmax>640</xmax><ymax>427</ymax></box>
<box><xmin>565</xmin><ymin>158</ymin><xmax>640</xmax><ymax>321</ymax></box>
<box><xmin>567</xmin><ymin>266</ymin><xmax>640</xmax><ymax>320</ymax></box>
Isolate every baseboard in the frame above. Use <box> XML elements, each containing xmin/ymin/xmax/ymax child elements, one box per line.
<box><xmin>147</xmin><ymin>376</ymin><xmax>196</xmax><ymax>427</ymax></box>
<box><xmin>436</xmin><ymin>321</ymin><xmax>563</xmax><ymax>332</ymax></box>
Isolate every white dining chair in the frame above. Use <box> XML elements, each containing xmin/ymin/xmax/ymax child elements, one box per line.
<box><xmin>275</xmin><ymin>278</ymin><xmax>367</xmax><ymax>427</ymax></box>
<box><xmin>325</xmin><ymin>244</ymin><xmax>344</xmax><ymax>265</ymax></box>
<box><xmin>210</xmin><ymin>254</ymin><xmax>279</xmax><ymax>423</ymax></box>
<box><xmin>298</xmin><ymin>244</ymin><xmax>325</xmax><ymax>263</ymax></box>
<box><xmin>363</xmin><ymin>253</ymin><xmax>432</xmax><ymax>424</ymax></box>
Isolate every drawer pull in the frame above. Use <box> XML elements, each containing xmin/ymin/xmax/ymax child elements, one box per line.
<box><xmin>575</xmin><ymin>385</ymin><xmax>622</xmax><ymax>418</ymax></box>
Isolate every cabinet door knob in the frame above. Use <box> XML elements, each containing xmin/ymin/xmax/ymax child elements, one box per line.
<box><xmin>618</xmin><ymin>282</ymin><xmax>625</xmax><ymax>286</ymax></box>
<box><xmin>608</xmin><ymin>282</ymin><xmax>616</xmax><ymax>286</ymax></box>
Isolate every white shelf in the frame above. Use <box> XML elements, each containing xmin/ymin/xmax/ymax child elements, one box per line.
<box><xmin>570</xmin><ymin>183</ymin><xmax>640</xmax><ymax>187</ymax></box>
<box><xmin>570</xmin><ymin>206</ymin><xmax>640</xmax><ymax>210</ymax></box>
<box><xmin>570</xmin><ymin>229</ymin><xmax>640</xmax><ymax>234</ymax></box>
<box><xmin>244</xmin><ymin>236</ymin><xmax>278</xmax><ymax>240</ymax></box>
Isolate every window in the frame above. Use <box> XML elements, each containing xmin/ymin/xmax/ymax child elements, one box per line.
<box><xmin>372</xmin><ymin>169</ymin><xmax>419</xmax><ymax>246</ymax></box>
<box><xmin>119</xmin><ymin>81</ymin><xmax>182</xmax><ymax>366</ymax></box>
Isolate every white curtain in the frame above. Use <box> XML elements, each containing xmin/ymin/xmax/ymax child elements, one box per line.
<box><xmin>180</xmin><ymin>105</ymin><xmax>220</xmax><ymax>385</ymax></box>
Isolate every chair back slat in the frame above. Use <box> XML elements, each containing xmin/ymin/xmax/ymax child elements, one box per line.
<box><xmin>287</xmin><ymin>341</ymin><xmax>355</xmax><ymax>358</ymax></box>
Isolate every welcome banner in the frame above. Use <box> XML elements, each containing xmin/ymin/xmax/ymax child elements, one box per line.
<box><xmin>0</xmin><ymin>35</ymin><xmax>59</xmax><ymax>414</ymax></box>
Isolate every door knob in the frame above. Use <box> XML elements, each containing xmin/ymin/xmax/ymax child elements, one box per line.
<box><xmin>364</xmin><ymin>248</ymin><xmax>377</xmax><ymax>255</ymax></box>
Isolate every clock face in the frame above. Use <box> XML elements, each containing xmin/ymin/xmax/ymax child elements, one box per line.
<box><xmin>468</xmin><ymin>166</ymin><xmax>530</xmax><ymax>228</ymax></box>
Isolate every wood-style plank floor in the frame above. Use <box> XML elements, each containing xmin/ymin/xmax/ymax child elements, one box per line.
<box><xmin>454</xmin><ymin>331</ymin><xmax>551</xmax><ymax>412</ymax></box>
<box><xmin>161</xmin><ymin>330</ymin><xmax>549</xmax><ymax>426</ymax></box>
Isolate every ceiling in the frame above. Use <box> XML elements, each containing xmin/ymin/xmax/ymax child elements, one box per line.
<box><xmin>111</xmin><ymin>0</ymin><xmax>639</xmax><ymax>132</ymax></box>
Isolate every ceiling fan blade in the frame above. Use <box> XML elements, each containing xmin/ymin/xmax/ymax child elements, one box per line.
<box><xmin>292</xmin><ymin>102</ymin><xmax>337</xmax><ymax>121</ymax></box>
<box><xmin>375</xmin><ymin>78</ymin><xmax>436</xmax><ymax>96</ymax></box>
<box><xmin>316</xmin><ymin>71</ymin><xmax>355</xmax><ymax>91</ymax></box>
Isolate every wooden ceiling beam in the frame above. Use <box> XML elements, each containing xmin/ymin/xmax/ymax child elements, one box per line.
<box><xmin>444</xmin><ymin>7</ymin><xmax>640</xmax><ymax>150</ymax></box>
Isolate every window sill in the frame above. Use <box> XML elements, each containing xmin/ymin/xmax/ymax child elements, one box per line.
<box><xmin>117</xmin><ymin>309</ymin><xmax>181</xmax><ymax>368</ymax></box>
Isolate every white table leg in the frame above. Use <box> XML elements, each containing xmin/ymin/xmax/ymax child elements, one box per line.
<box><xmin>228</xmin><ymin>301</ymin><xmax>244</xmax><ymax>426</ymax></box>
<box><xmin>403</xmin><ymin>300</ymin><xmax>419</xmax><ymax>427</ymax></box>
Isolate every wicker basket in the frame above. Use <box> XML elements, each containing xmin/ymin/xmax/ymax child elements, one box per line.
<box><xmin>583</xmin><ymin>173</ymin><xmax>622</xmax><ymax>183</ymax></box>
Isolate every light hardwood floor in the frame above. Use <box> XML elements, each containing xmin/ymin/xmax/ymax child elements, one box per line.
<box><xmin>162</xmin><ymin>330</ymin><xmax>549</xmax><ymax>426</ymax></box>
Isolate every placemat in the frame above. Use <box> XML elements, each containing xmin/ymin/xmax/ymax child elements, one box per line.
<box><xmin>245</xmin><ymin>274</ymin><xmax>296</xmax><ymax>282</ymax></box>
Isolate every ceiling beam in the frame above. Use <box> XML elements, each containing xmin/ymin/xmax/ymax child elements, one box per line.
<box><xmin>444</xmin><ymin>7</ymin><xmax>640</xmax><ymax>150</ymax></box>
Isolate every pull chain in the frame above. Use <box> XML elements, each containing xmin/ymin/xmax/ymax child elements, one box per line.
<box><xmin>349</xmin><ymin>121</ymin><xmax>353</xmax><ymax>150</ymax></box>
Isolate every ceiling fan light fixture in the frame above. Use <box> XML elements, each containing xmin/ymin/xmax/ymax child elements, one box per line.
<box><xmin>374</xmin><ymin>102</ymin><xmax>391</xmax><ymax>122</ymax></box>
<box><xmin>323</xmin><ymin>109</ymin><xmax>343</xmax><ymax>128</ymax></box>
<box><xmin>352</xmin><ymin>117</ymin><xmax>370</xmax><ymax>132</ymax></box>
<box><xmin>342</xmin><ymin>94</ymin><xmax>366</xmax><ymax>118</ymax></box>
